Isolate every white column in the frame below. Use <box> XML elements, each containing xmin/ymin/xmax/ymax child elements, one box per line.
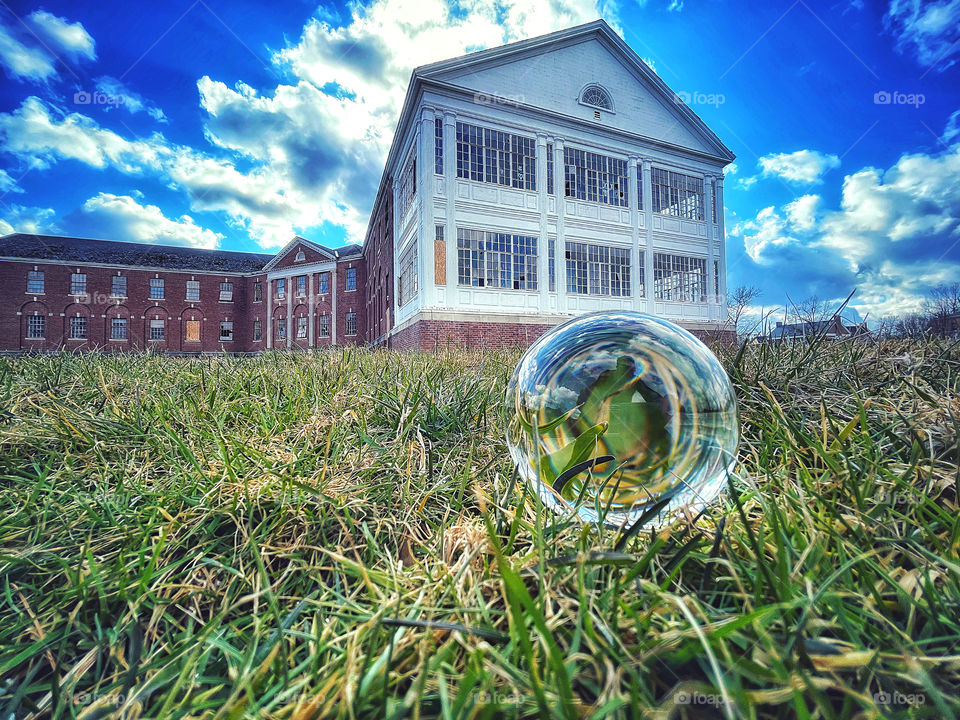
<box><xmin>266</xmin><ymin>280</ymin><xmax>272</xmax><ymax>349</ymax></box>
<box><xmin>554</xmin><ymin>138</ymin><xmax>567</xmax><ymax>312</ymax></box>
<box><xmin>418</xmin><ymin>107</ymin><xmax>435</xmax><ymax>306</ymax></box>
<box><xmin>628</xmin><ymin>156</ymin><xmax>641</xmax><ymax>311</ymax></box>
<box><xmin>716</xmin><ymin>176</ymin><xmax>728</xmax><ymax>317</ymax></box>
<box><xmin>285</xmin><ymin>278</ymin><xmax>292</xmax><ymax>349</ymax></box>
<box><xmin>641</xmin><ymin>157</ymin><xmax>655</xmax><ymax>313</ymax></box>
<box><xmin>308</xmin><ymin>272</ymin><xmax>315</xmax><ymax>347</ymax></box>
<box><xmin>704</xmin><ymin>175</ymin><xmax>717</xmax><ymax>319</ymax></box>
<box><xmin>443</xmin><ymin>110</ymin><xmax>458</xmax><ymax>298</ymax></box>
<box><xmin>536</xmin><ymin>133</ymin><xmax>549</xmax><ymax>308</ymax></box>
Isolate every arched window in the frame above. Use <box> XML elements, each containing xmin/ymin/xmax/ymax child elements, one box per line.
<box><xmin>295</xmin><ymin>250</ymin><xmax>306</xmax><ymax>262</ymax></box>
<box><xmin>580</xmin><ymin>84</ymin><xmax>613</xmax><ymax>111</ymax></box>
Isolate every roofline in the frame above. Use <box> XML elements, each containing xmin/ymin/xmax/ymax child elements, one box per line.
<box><xmin>0</xmin><ymin>255</ymin><xmax>263</xmax><ymax>276</ymax></box>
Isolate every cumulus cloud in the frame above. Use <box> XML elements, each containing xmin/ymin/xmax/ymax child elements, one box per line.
<box><xmin>0</xmin><ymin>204</ymin><xmax>59</xmax><ymax>235</ymax></box>
<box><xmin>758</xmin><ymin>149</ymin><xmax>840</xmax><ymax>184</ymax></box>
<box><xmin>784</xmin><ymin>194</ymin><xmax>819</xmax><ymax>231</ymax></box>
<box><xmin>884</xmin><ymin>0</ymin><xmax>960</xmax><ymax>71</ymax></box>
<box><xmin>0</xmin><ymin>10</ymin><xmax>95</xmax><ymax>82</ymax></box>
<box><xmin>76</xmin><ymin>193</ymin><xmax>223</xmax><ymax>249</ymax></box>
<box><xmin>94</xmin><ymin>77</ymin><xmax>168</xmax><ymax>122</ymax></box>
<box><xmin>0</xmin><ymin>169</ymin><xmax>24</xmax><ymax>194</ymax></box>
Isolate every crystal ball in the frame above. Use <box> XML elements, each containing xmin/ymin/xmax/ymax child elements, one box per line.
<box><xmin>505</xmin><ymin>311</ymin><xmax>738</xmax><ymax>527</ymax></box>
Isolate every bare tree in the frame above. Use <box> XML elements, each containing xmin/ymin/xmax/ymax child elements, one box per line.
<box><xmin>924</xmin><ymin>282</ymin><xmax>960</xmax><ymax>336</ymax></box>
<box><xmin>793</xmin><ymin>295</ymin><xmax>832</xmax><ymax>324</ymax></box>
<box><xmin>726</xmin><ymin>285</ymin><xmax>762</xmax><ymax>336</ymax></box>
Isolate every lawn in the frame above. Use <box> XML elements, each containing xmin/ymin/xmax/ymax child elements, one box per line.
<box><xmin>0</xmin><ymin>338</ymin><xmax>958</xmax><ymax>719</ymax></box>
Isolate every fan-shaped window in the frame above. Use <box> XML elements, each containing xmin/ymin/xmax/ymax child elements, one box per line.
<box><xmin>580</xmin><ymin>85</ymin><xmax>612</xmax><ymax>111</ymax></box>
<box><xmin>295</xmin><ymin>250</ymin><xmax>306</xmax><ymax>262</ymax></box>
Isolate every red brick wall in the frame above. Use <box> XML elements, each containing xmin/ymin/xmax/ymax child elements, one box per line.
<box><xmin>363</xmin><ymin>179</ymin><xmax>394</xmax><ymax>345</ymax></box>
<box><xmin>336</xmin><ymin>258</ymin><xmax>366</xmax><ymax>345</ymax></box>
<box><xmin>390</xmin><ymin>319</ymin><xmax>557</xmax><ymax>351</ymax></box>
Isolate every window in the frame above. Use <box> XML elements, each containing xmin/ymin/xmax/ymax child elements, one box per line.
<box><xmin>186</xmin><ymin>280</ymin><xmax>200</xmax><ymax>301</ymax></box>
<box><xmin>457</xmin><ymin>228</ymin><xmax>537</xmax><ymax>290</ymax></box>
<box><xmin>27</xmin><ymin>270</ymin><xmax>44</xmax><ymax>293</ymax></box>
<box><xmin>345</xmin><ymin>311</ymin><xmax>357</xmax><ymax>336</ymax></box>
<box><xmin>651</xmin><ymin>168</ymin><xmax>704</xmax><ymax>221</ymax></box>
<box><xmin>295</xmin><ymin>250</ymin><xmax>306</xmax><ymax>262</ymax></box>
<box><xmin>26</xmin><ymin>315</ymin><xmax>45</xmax><ymax>338</ymax></box>
<box><xmin>111</xmin><ymin>275</ymin><xmax>127</xmax><ymax>297</ymax></box>
<box><xmin>637</xmin><ymin>164</ymin><xmax>644</xmax><ymax>211</ymax></box>
<box><xmin>456</xmin><ymin>121</ymin><xmax>536</xmax><ymax>191</ymax></box>
<box><xmin>714</xmin><ymin>259</ymin><xmax>720</xmax><ymax>299</ymax></box>
<box><xmin>297</xmin><ymin>275</ymin><xmax>306</xmax><ymax>296</ymax></box>
<box><xmin>276</xmin><ymin>278</ymin><xmax>285</xmax><ymax>298</ymax></box>
<box><xmin>435</xmin><ymin>116</ymin><xmax>443</xmax><ymax>174</ymax></box>
<box><xmin>219</xmin><ymin>282</ymin><xmax>233</xmax><ymax>301</ymax></box>
<box><xmin>297</xmin><ymin>316</ymin><xmax>307</xmax><ymax>338</ymax></box>
<box><xmin>319</xmin><ymin>272</ymin><xmax>329</xmax><ymax>294</ymax></box>
<box><xmin>68</xmin><ymin>316</ymin><xmax>87</xmax><ymax>339</ymax></box>
<box><xmin>565</xmin><ymin>242</ymin><xmax>631</xmax><ymax>296</ymax></box>
<box><xmin>185</xmin><ymin>319</ymin><xmax>200</xmax><ymax>342</ymax></box>
<box><xmin>319</xmin><ymin>314</ymin><xmax>330</xmax><ymax>337</ymax></box>
<box><xmin>149</xmin><ymin>318</ymin><xmax>164</xmax><ymax>340</ymax></box>
<box><xmin>71</xmin><ymin>273</ymin><xmax>87</xmax><ymax>295</ymax></box>
<box><xmin>396</xmin><ymin>148</ymin><xmax>417</xmax><ymax>220</ymax></box>
<box><xmin>346</xmin><ymin>267</ymin><xmax>357</xmax><ymax>291</ymax></box>
<box><xmin>638</xmin><ymin>253</ymin><xmax>646</xmax><ymax>298</ymax></box>
<box><xmin>546</xmin><ymin>142</ymin><xmax>554</xmax><ymax>195</ymax></box>
<box><xmin>712</xmin><ymin>180</ymin><xmax>719</xmax><ymax>223</ymax></box>
<box><xmin>564</xmin><ymin>147</ymin><xmax>628</xmax><ymax>207</ymax></box>
<box><xmin>276</xmin><ymin>321</ymin><xmax>286</xmax><ymax>340</ymax></box>
<box><xmin>150</xmin><ymin>278</ymin><xmax>164</xmax><ymax>299</ymax></box>
<box><xmin>219</xmin><ymin>321</ymin><xmax>233</xmax><ymax>341</ymax></box>
<box><xmin>580</xmin><ymin>84</ymin><xmax>612</xmax><ymax>111</ymax></box>
<box><xmin>398</xmin><ymin>242</ymin><xmax>418</xmax><ymax>307</ymax></box>
<box><xmin>435</xmin><ymin>224</ymin><xmax>446</xmax><ymax>285</ymax></box>
<box><xmin>548</xmin><ymin>238</ymin><xmax>555</xmax><ymax>292</ymax></box>
<box><xmin>253</xmin><ymin>281</ymin><xmax>262</xmax><ymax>302</ymax></box>
<box><xmin>253</xmin><ymin>319</ymin><xmax>262</xmax><ymax>342</ymax></box>
<box><xmin>111</xmin><ymin>317</ymin><xmax>128</xmax><ymax>340</ymax></box>
<box><xmin>654</xmin><ymin>253</ymin><xmax>707</xmax><ymax>302</ymax></box>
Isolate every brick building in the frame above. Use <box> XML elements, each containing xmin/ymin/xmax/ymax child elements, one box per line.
<box><xmin>1</xmin><ymin>20</ymin><xmax>735</xmax><ymax>353</ymax></box>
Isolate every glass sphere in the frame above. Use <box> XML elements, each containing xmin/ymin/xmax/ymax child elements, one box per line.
<box><xmin>505</xmin><ymin>311</ymin><xmax>738</xmax><ymax>527</ymax></box>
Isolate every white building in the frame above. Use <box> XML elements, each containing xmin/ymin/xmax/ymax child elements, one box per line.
<box><xmin>363</xmin><ymin>19</ymin><xmax>735</xmax><ymax>349</ymax></box>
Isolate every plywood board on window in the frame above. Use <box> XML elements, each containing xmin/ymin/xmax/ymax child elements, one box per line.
<box><xmin>434</xmin><ymin>240</ymin><xmax>446</xmax><ymax>285</ymax></box>
<box><xmin>185</xmin><ymin>320</ymin><xmax>200</xmax><ymax>343</ymax></box>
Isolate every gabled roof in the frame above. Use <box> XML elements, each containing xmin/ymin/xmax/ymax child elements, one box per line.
<box><xmin>0</xmin><ymin>233</ymin><xmax>274</xmax><ymax>273</ymax></box>
<box><xmin>262</xmin><ymin>235</ymin><xmax>361</xmax><ymax>271</ymax></box>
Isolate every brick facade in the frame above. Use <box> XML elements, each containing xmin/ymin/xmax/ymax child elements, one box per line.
<box><xmin>390</xmin><ymin>318</ymin><xmax>557</xmax><ymax>351</ymax></box>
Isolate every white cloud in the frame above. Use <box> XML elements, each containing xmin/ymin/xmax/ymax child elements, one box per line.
<box><xmin>0</xmin><ymin>169</ymin><xmax>24</xmax><ymax>194</ymax></box>
<box><xmin>943</xmin><ymin>109</ymin><xmax>960</xmax><ymax>144</ymax></box>
<box><xmin>735</xmin><ymin>206</ymin><xmax>796</xmax><ymax>264</ymax></box>
<box><xmin>724</xmin><ymin>162</ymin><xmax>737</xmax><ymax>176</ymax></box>
<box><xmin>784</xmin><ymin>194</ymin><xmax>819</xmax><ymax>231</ymax></box>
<box><xmin>79</xmin><ymin>193</ymin><xmax>223</xmax><ymax>249</ymax></box>
<box><xmin>758</xmin><ymin>149</ymin><xmax>840</xmax><ymax>184</ymax></box>
<box><xmin>94</xmin><ymin>77</ymin><xmax>168</xmax><ymax>122</ymax></box>
<box><xmin>0</xmin><ymin>11</ymin><xmax>94</xmax><ymax>82</ymax></box>
<box><xmin>885</xmin><ymin>0</ymin><xmax>960</xmax><ymax>71</ymax></box>
<box><xmin>0</xmin><ymin>204</ymin><xmax>58</xmax><ymax>234</ymax></box>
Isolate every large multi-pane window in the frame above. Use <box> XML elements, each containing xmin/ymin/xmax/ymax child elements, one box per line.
<box><xmin>637</xmin><ymin>164</ymin><xmax>643</xmax><ymax>210</ymax></box>
<box><xmin>398</xmin><ymin>241</ymin><xmax>418</xmax><ymax>307</ymax></box>
<box><xmin>149</xmin><ymin>319</ymin><xmax>164</xmax><ymax>340</ymax></box>
<box><xmin>69</xmin><ymin>316</ymin><xmax>87</xmax><ymax>339</ymax></box>
<box><xmin>714</xmin><ymin>259</ymin><xmax>720</xmax><ymax>299</ymax></box>
<box><xmin>27</xmin><ymin>315</ymin><xmax>45</xmax><ymax>338</ymax></box>
<box><xmin>296</xmin><ymin>316</ymin><xmax>307</xmax><ymax>339</ymax></box>
<box><xmin>220</xmin><ymin>321</ymin><xmax>234</xmax><ymax>341</ymax></box>
<box><xmin>434</xmin><ymin>117</ymin><xmax>443</xmax><ymax>174</ymax></box>
<box><xmin>276</xmin><ymin>278</ymin><xmax>285</xmax><ymax>298</ymax></box>
<box><xmin>565</xmin><ymin>242</ymin><xmax>631</xmax><ymax>296</ymax></box>
<box><xmin>455</xmin><ymin>122</ymin><xmax>536</xmax><ymax>191</ymax></box>
<box><xmin>319</xmin><ymin>314</ymin><xmax>330</xmax><ymax>337</ymax></box>
<box><xmin>27</xmin><ymin>270</ymin><xmax>44</xmax><ymax>293</ymax></box>
<box><xmin>111</xmin><ymin>275</ymin><xmax>127</xmax><ymax>297</ymax></box>
<box><xmin>150</xmin><ymin>278</ymin><xmax>164</xmax><ymax>299</ymax></box>
<box><xmin>253</xmin><ymin>281</ymin><xmax>262</xmax><ymax>302</ymax></box>
<box><xmin>253</xmin><ymin>319</ymin><xmax>262</xmax><ymax>342</ymax></box>
<box><xmin>396</xmin><ymin>148</ymin><xmax>417</xmax><ymax>220</ymax></box>
<box><xmin>297</xmin><ymin>275</ymin><xmax>306</xmax><ymax>296</ymax></box>
<box><xmin>457</xmin><ymin>228</ymin><xmax>537</xmax><ymax>290</ymax></box>
<box><xmin>563</xmin><ymin>148</ymin><xmax>628</xmax><ymax>207</ymax></box>
<box><xmin>654</xmin><ymin>253</ymin><xmax>707</xmax><ymax>302</ymax></box>
<box><xmin>220</xmin><ymin>282</ymin><xmax>233</xmax><ymax>301</ymax></box>
<box><xmin>276</xmin><ymin>321</ymin><xmax>285</xmax><ymax>340</ymax></box>
<box><xmin>548</xmin><ymin>238</ymin><xmax>556</xmax><ymax>292</ymax></box>
<box><xmin>712</xmin><ymin>179</ymin><xmax>718</xmax><ymax>223</ymax></box>
<box><xmin>319</xmin><ymin>272</ymin><xmax>329</xmax><ymax>294</ymax></box>
<box><xmin>345</xmin><ymin>312</ymin><xmax>357</xmax><ymax>336</ymax></box>
<box><xmin>111</xmin><ymin>317</ymin><xmax>127</xmax><ymax>340</ymax></box>
<box><xmin>346</xmin><ymin>268</ymin><xmax>357</xmax><ymax>291</ymax></box>
<box><xmin>546</xmin><ymin>142</ymin><xmax>554</xmax><ymax>195</ymax></box>
<box><xmin>651</xmin><ymin>168</ymin><xmax>704</xmax><ymax>220</ymax></box>
<box><xmin>186</xmin><ymin>280</ymin><xmax>200</xmax><ymax>301</ymax></box>
<box><xmin>70</xmin><ymin>273</ymin><xmax>87</xmax><ymax>295</ymax></box>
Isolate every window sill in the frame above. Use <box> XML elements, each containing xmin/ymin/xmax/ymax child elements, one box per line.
<box><xmin>25</xmin><ymin>292</ymin><xmax>45</xmax><ymax>295</ymax></box>
<box><xmin>109</xmin><ymin>338</ymin><xmax>128</xmax><ymax>342</ymax></box>
<box><xmin>219</xmin><ymin>300</ymin><xmax>234</xmax><ymax>303</ymax></box>
<box><xmin>25</xmin><ymin>337</ymin><xmax>45</xmax><ymax>341</ymax></box>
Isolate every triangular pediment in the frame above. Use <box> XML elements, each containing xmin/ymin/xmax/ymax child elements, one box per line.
<box><xmin>263</xmin><ymin>236</ymin><xmax>335</xmax><ymax>271</ymax></box>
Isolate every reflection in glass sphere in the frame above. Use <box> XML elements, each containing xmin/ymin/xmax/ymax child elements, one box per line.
<box><xmin>505</xmin><ymin>312</ymin><xmax>738</xmax><ymax>527</ymax></box>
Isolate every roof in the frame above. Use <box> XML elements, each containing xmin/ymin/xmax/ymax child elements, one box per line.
<box><xmin>768</xmin><ymin>319</ymin><xmax>852</xmax><ymax>340</ymax></box>
<box><xmin>262</xmin><ymin>235</ymin><xmax>362</xmax><ymax>271</ymax></box>
<box><xmin>0</xmin><ymin>233</ymin><xmax>276</xmax><ymax>273</ymax></box>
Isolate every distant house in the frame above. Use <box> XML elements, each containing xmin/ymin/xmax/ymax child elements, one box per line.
<box><xmin>930</xmin><ymin>313</ymin><xmax>960</xmax><ymax>338</ymax></box>
<box><xmin>765</xmin><ymin>318</ymin><xmax>868</xmax><ymax>341</ymax></box>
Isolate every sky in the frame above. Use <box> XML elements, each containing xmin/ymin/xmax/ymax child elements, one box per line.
<box><xmin>0</xmin><ymin>0</ymin><xmax>958</xmax><ymax>324</ymax></box>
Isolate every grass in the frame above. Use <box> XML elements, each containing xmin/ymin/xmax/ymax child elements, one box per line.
<box><xmin>0</xmin><ymin>337</ymin><xmax>958</xmax><ymax>719</ymax></box>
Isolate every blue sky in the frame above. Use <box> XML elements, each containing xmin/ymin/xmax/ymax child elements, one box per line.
<box><xmin>0</xmin><ymin>0</ymin><xmax>958</xmax><ymax>322</ymax></box>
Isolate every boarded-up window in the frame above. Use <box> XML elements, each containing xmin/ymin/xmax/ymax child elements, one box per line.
<box><xmin>185</xmin><ymin>320</ymin><xmax>200</xmax><ymax>343</ymax></box>
<box><xmin>434</xmin><ymin>225</ymin><xmax>446</xmax><ymax>285</ymax></box>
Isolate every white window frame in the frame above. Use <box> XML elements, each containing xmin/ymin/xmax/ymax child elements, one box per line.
<box><xmin>27</xmin><ymin>270</ymin><xmax>44</xmax><ymax>294</ymax></box>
